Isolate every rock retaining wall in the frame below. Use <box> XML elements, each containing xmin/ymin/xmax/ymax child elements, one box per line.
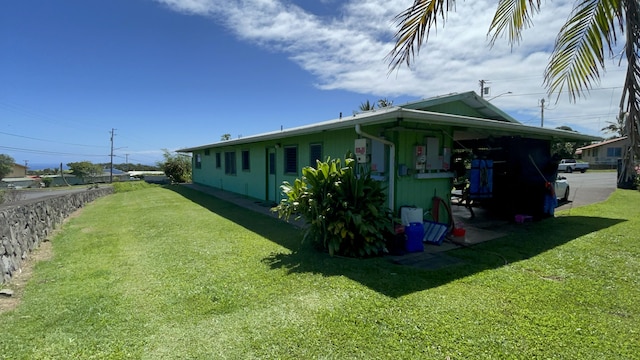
<box><xmin>0</xmin><ymin>188</ymin><xmax>113</xmax><ymax>284</ymax></box>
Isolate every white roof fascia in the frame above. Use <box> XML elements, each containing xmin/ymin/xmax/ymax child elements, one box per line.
<box><xmin>178</xmin><ymin>107</ymin><xmax>600</xmax><ymax>152</ymax></box>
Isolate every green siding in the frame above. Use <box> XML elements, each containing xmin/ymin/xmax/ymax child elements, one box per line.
<box><xmin>192</xmin><ymin>122</ymin><xmax>455</xmax><ymax>216</ymax></box>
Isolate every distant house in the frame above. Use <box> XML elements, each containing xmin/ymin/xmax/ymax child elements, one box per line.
<box><xmin>179</xmin><ymin>92</ymin><xmax>600</xmax><ymax>220</ymax></box>
<box><xmin>6</xmin><ymin>163</ymin><xmax>27</xmax><ymax>178</ymax></box>
<box><xmin>576</xmin><ymin>137</ymin><xmax>629</xmax><ymax>168</ymax></box>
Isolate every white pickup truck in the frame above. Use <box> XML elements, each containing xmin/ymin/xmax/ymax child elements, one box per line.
<box><xmin>558</xmin><ymin>159</ymin><xmax>589</xmax><ymax>173</ymax></box>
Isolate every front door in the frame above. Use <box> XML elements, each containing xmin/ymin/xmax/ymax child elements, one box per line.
<box><xmin>266</xmin><ymin>148</ymin><xmax>277</xmax><ymax>204</ymax></box>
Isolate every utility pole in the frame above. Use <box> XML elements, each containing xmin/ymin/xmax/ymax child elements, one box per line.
<box><xmin>540</xmin><ymin>99</ymin><xmax>545</xmax><ymax>127</ymax></box>
<box><xmin>110</xmin><ymin>128</ymin><xmax>116</xmax><ymax>183</ymax></box>
<box><xmin>479</xmin><ymin>79</ymin><xmax>490</xmax><ymax>98</ymax></box>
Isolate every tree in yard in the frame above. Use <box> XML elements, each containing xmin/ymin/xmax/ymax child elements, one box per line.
<box><xmin>389</xmin><ymin>0</ymin><xmax>640</xmax><ymax>188</ymax></box>
<box><xmin>0</xmin><ymin>154</ymin><xmax>15</xmax><ymax>179</ymax></box>
<box><xmin>221</xmin><ymin>133</ymin><xmax>231</xmax><ymax>141</ymax></box>
<box><xmin>158</xmin><ymin>149</ymin><xmax>191</xmax><ymax>183</ymax></box>
<box><xmin>67</xmin><ymin>161</ymin><xmax>103</xmax><ymax>183</ymax></box>
<box><xmin>552</xmin><ymin>126</ymin><xmax>588</xmax><ymax>159</ymax></box>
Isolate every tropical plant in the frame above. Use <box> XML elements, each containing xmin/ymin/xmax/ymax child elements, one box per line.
<box><xmin>601</xmin><ymin>114</ymin><xmax>626</xmax><ymax>138</ymax></box>
<box><xmin>359</xmin><ymin>100</ymin><xmax>375</xmax><ymax>111</ymax></box>
<box><xmin>273</xmin><ymin>156</ymin><xmax>393</xmax><ymax>257</ymax></box>
<box><xmin>388</xmin><ymin>0</ymin><xmax>640</xmax><ymax>188</ymax></box>
<box><xmin>158</xmin><ymin>149</ymin><xmax>192</xmax><ymax>183</ymax></box>
<box><xmin>377</xmin><ymin>98</ymin><xmax>394</xmax><ymax>108</ymax></box>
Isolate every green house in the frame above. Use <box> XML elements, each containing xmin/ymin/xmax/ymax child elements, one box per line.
<box><xmin>179</xmin><ymin>92</ymin><xmax>599</xmax><ymax>220</ymax></box>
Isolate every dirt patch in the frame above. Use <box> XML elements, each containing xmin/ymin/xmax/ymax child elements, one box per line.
<box><xmin>0</xmin><ymin>208</ymin><xmax>84</xmax><ymax>314</ymax></box>
<box><xmin>0</xmin><ymin>240</ymin><xmax>53</xmax><ymax>314</ymax></box>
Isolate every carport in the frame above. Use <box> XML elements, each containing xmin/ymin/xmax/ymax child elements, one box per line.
<box><xmin>450</xmin><ymin>124</ymin><xmax>600</xmax><ymax>220</ymax></box>
<box><xmin>399</xmin><ymin>94</ymin><xmax>601</xmax><ymax>220</ymax></box>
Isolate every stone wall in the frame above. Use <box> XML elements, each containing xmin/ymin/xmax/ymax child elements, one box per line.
<box><xmin>0</xmin><ymin>188</ymin><xmax>113</xmax><ymax>284</ymax></box>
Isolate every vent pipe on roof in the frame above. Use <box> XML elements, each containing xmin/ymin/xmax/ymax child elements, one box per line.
<box><xmin>355</xmin><ymin>124</ymin><xmax>395</xmax><ymax>211</ymax></box>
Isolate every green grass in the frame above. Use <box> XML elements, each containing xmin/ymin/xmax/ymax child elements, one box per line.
<box><xmin>1</xmin><ymin>185</ymin><xmax>638</xmax><ymax>359</ymax></box>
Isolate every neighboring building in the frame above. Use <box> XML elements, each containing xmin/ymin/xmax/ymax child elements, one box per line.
<box><xmin>576</xmin><ymin>137</ymin><xmax>629</xmax><ymax>168</ymax></box>
<box><xmin>179</xmin><ymin>92</ymin><xmax>600</xmax><ymax>220</ymax></box>
<box><xmin>6</xmin><ymin>163</ymin><xmax>27</xmax><ymax>178</ymax></box>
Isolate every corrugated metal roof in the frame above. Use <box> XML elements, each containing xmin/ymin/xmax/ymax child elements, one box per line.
<box><xmin>576</xmin><ymin>136</ymin><xmax>627</xmax><ymax>151</ymax></box>
<box><xmin>178</xmin><ymin>92</ymin><xmax>601</xmax><ymax>152</ymax></box>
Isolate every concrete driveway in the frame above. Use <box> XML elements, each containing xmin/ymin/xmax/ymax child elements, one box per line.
<box><xmin>556</xmin><ymin>171</ymin><xmax>617</xmax><ymax>211</ymax></box>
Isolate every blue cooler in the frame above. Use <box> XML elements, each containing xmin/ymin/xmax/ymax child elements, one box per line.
<box><xmin>405</xmin><ymin>222</ymin><xmax>425</xmax><ymax>252</ymax></box>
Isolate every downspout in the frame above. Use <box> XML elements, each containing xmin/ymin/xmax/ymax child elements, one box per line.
<box><xmin>355</xmin><ymin>124</ymin><xmax>395</xmax><ymax>211</ymax></box>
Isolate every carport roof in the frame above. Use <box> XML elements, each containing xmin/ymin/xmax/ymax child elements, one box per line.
<box><xmin>178</xmin><ymin>92</ymin><xmax>601</xmax><ymax>152</ymax></box>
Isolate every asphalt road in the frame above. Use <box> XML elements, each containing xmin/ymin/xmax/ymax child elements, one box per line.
<box><xmin>556</xmin><ymin>171</ymin><xmax>618</xmax><ymax>211</ymax></box>
<box><xmin>10</xmin><ymin>188</ymin><xmax>95</xmax><ymax>202</ymax></box>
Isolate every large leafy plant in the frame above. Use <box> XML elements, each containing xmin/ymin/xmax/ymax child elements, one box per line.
<box><xmin>274</xmin><ymin>156</ymin><xmax>393</xmax><ymax>257</ymax></box>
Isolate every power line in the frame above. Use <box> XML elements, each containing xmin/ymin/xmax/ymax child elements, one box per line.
<box><xmin>0</xmin><ymin>131</ymin><xmax>108</xmax><ymax>148</ymax></box>
<box><xmin>0</xmin><ymin>145</ymin><xmax>107</xmax><ymax>158</ymax></box>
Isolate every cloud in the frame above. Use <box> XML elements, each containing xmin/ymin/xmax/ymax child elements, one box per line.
<box><xmin>154</xmin><ymin>0</ymin><xmax>626</xmax><ymax>135</ymax></box>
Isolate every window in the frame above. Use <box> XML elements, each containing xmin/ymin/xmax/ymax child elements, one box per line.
<box><xmin>195</xmin><ymin>154</ymin><xmax>202</xmax><ymax>169</ymax></box>
<box><xmin>204</xmin><ymin>149</ymin><xmax>210</xmax><ymax>156</ymax></box>
<box><xmin>224</xmin><ymin>151</ymin><xmax>236</xmax><ymax>175</ymax></box>
<box><xmin>607</xmin><ymin>147</ymin><xmax>622</xmax><ymax>157</ymax></box>
<box><xmin>216</xmin><ymin>152</ymin><xmax>221</xmax><ymax>168</ymax></box>
<box><xmin>242</xmin><ymin>150</ymin><xmax>250</xmax><ymax>171</ymax></box>
<box><xmin>284</xmin><ymin>145</ymin><xmax>298</xmax><ymax>174</ymax></box>
<box><xmin>309</xmin><ymin>143</ymin><xmax>322</xmax><ymax>167</ymax></box>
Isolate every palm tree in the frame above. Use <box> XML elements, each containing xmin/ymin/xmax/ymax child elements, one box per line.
<box><xmin>377</xmin><ymin>98</ymin><xmax>394</xmax><ymax>108</ymax></box>
<box><xmin>359</xmin><ymin>100</ymin><xmax>375</xmax><ymax>111</ymax></box>
<box><xmin>388</xmin><ymin>0</ymin><xmax>640</xmax><ymax>188</ymax></box>
<box><xmin>601</xmin><ymin>114</ymin><xmax>626</xmax><ymax>138</ymax></box>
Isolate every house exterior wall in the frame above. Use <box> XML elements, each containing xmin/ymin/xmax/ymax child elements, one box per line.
<box><xmin>191</xmin><ymin>122</ymin><xmax>455</xmax><ymax>216</ymax></box>
<box><xmin>7</xmin><ymin>164</ymin><xmax>27</xmax><ymax>178</ymax></box>
<box><xmin>580</xmin><ymin>138</ymin><xmax>629</xmax><ymax>166</ymax></box>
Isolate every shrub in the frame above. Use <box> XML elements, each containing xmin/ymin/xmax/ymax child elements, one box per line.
<box><xmin>41</xmin><ymin>177</ymin><xmax>53</xmax><ymax>188</ymax></box>
<box><xmin>274</xmin><ymin>156</ymin><xmax>393</xmax><ymax>257</ymax></box>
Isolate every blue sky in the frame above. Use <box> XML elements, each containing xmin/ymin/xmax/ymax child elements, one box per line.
<box><xmin>1</xmin><ymin>0</ymin><xmax>627</xmax><ymax>169</ymax></box>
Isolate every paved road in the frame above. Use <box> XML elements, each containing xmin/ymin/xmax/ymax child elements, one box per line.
<box><xmin>556</xmin><ymin>171</ymin><xmax>617</xmax><ymax>210</ymax></box>
<box><xmin>9</xmin><ymin>188</ymin><xmax>95</xmax><ymax>202</ymax></box>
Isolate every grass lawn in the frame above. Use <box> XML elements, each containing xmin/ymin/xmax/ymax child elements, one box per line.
<box><xmin>1</xmin><ymin>183</ymin><xmax>638</xmax><ymax>359</ymax></box>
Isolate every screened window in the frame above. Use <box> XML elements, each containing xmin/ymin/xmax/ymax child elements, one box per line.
<box><xmin>195</xmin><ymin>154</ymin><xmax>202</xmax><ymax>169</ymax></box>
<box><xmin>216</xmin><ymin>152</ymin><xmax>221</xmax><ymax>168</ymax></box>
<box><xmin>606</xmin><ymin>147</ymin><xmax>622</xmax><ymax>157</ymax></box>
<box><xmin>284</xmin><ymin>146</ymin><xmax>298</xmax><ymax>174</ymax></box>
<box><xmin>224</xmin><ymin>151</ymin><xmax>236</xmax><ymax>175</ymax></box>
<box><xmin>309</xmin><ymin>143</ymin><xmax>322</xmax><ymax>167</ymax></box>
<box><xmin>242</xmin><ymin>150</ymin><xmax>250</xmax><ymax>171</ymax></box>
<box><xmin>204</xmin><ymin>149</ymin><xmax>210</xmax><ymax>156</ymax></box>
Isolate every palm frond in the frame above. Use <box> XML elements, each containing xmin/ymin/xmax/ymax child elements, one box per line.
<box><xmin>544</xmin><ymin>0</ymin><xmax>623</xmax><ymax>102</ymax></box>
<box><xmin>619</xmin><ymin>0</ymin><xmax>640</xmax><ymax>184</ymax></box>
<box><xmin>387</xmin><ymin>0</ymin><xmax>455</xmax><ymax>72</ymax></box>
<box><xmin>488</xmin><ymin>0</ymin><xmax>542</xmax><ymax>47</ymax></box>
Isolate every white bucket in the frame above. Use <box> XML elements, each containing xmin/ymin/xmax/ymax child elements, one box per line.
<box><xmin>401</xmin><ymin>207</ymin><xmax>423</xmax><ymax>225</ymax></box>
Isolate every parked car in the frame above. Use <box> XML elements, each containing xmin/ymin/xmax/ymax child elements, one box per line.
<box><xmin>558</xmin><ymin>158</ymin><xmax>589</xmax><ymax>173</ymax></box>
<box><xmin>555</xmin><ymin>176</ymin><xmax>570</xmax><ymax>202</ymax></box>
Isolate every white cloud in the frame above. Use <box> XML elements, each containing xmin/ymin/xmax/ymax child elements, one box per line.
<box><xmin>154</xmin><ymin>0</ymin><xmax>627</xmax><ymax>136</ymax></box>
